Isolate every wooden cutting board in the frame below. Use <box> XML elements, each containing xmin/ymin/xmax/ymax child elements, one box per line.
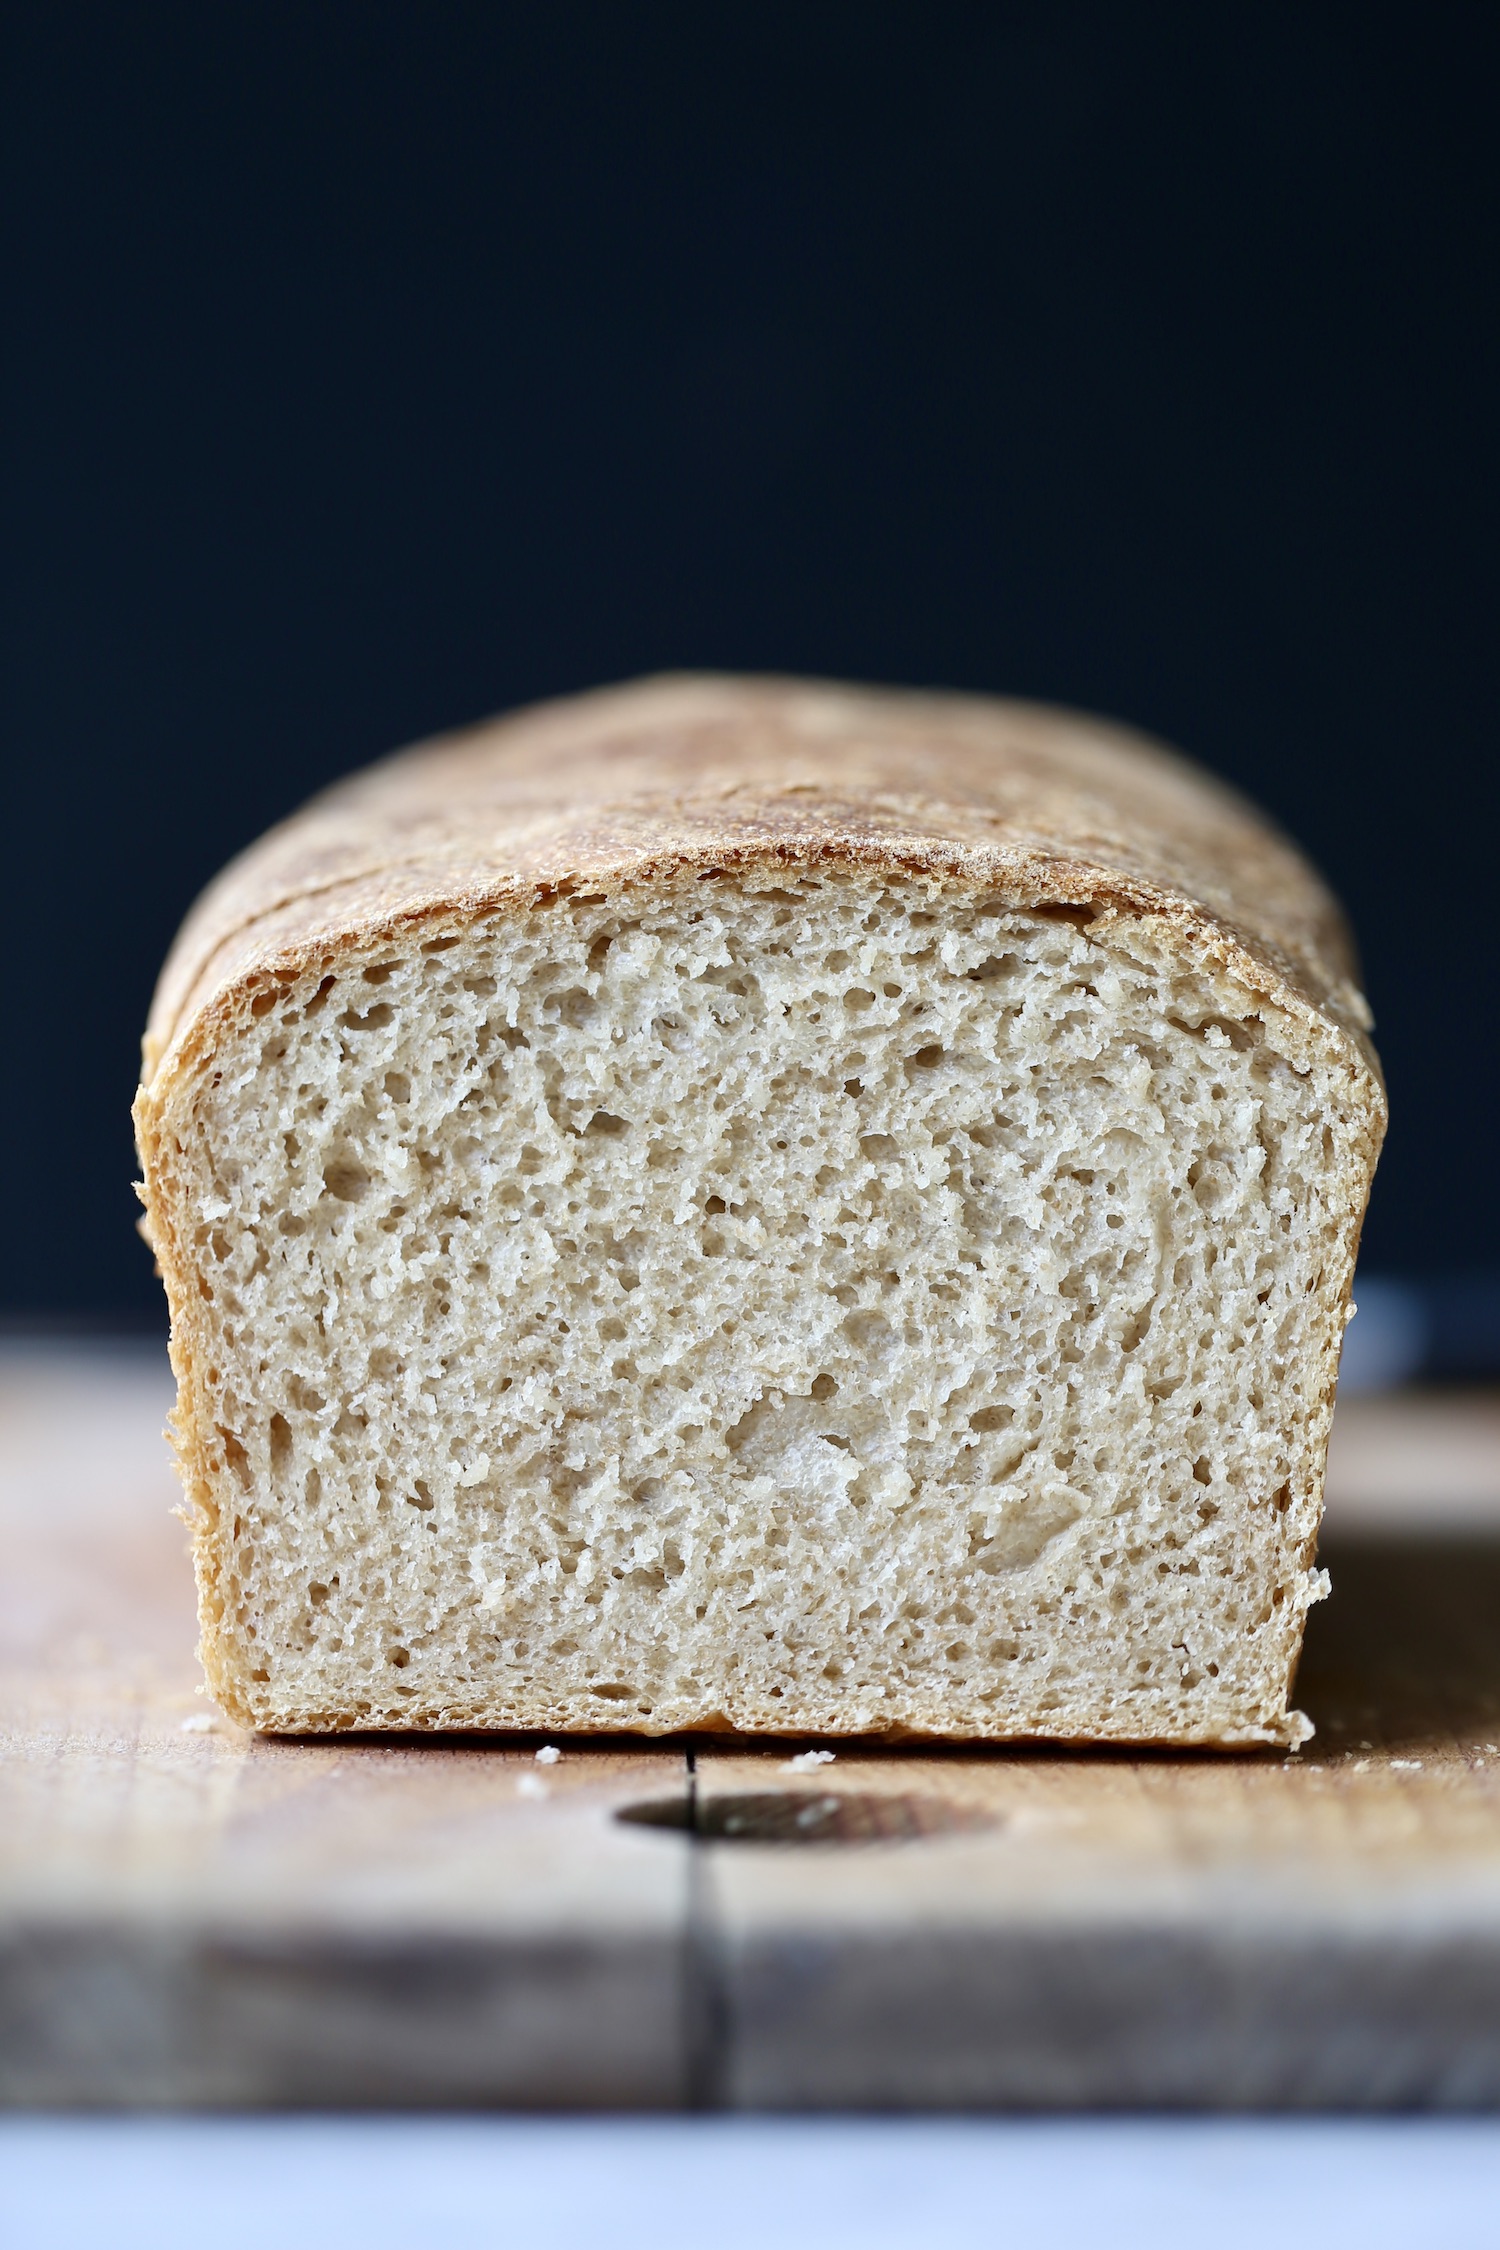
<box><xmin>5</xmin><ymin>1344</ymin><xmax>1500</xmax><ymax>2109</ymax></box>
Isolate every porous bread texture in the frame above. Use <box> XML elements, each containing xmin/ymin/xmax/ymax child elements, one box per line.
<box><xmin>152</xmin><ymin>862</ymin><xmax>1369</xmax><ymax>1745</ymax></box>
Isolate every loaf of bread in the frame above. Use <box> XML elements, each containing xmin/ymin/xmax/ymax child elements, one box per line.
<box><xmin>134</xmin><ymin>675</ymin><xmax>1384</xmax><ymax>1745</ymax></box>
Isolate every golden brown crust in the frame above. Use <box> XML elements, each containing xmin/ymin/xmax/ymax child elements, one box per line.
<box><xmin>140</xmin><ymin>674</ymin><xmax>1381</xmax><ymax>1096</ymax></box>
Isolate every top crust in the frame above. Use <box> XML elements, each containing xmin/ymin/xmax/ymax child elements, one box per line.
<box><xmin>140</xmin><ymin>674</ymin><xmax>1382</xmax><ymax>1109</ymax></box>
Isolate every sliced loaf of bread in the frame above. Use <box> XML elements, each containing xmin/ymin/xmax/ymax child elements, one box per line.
<box><xmin>134</xmin><ymin>676</ymin><xmax>1385</xmax><ymax>1744</ymax></box>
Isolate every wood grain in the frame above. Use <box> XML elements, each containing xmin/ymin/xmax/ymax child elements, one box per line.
<box><xmin>4</xmin><ymin>1345</ymin><xmax>1500</xmax><ymax>2107</ymax></box>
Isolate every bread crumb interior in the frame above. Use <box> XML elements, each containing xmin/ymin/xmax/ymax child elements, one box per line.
<box><xmin>177</xmin><ymin>870</ymin><xmax>1351</xmax><ymax>1740</ymax></box>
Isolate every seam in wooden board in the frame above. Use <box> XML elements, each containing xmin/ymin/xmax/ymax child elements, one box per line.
<box><xmin>683</xmin><ymin>1749</ymin><xmax>730</xmax><ymax>2110</ymax></box>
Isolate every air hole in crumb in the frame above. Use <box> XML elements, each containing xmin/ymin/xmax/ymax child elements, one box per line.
<box><xmin>1122</xmin><ymin>1306</ymin><xmax>1153</xmax><ymax>1353</ymax></box>
<box><xmin>969</xmin><ymin>1405</ymin><xmax>1014</xmax><ymax>1433</ymax></box>
<box><xmin>842</xmin><ymin>1308</ymin><xmax>893</xmax><ymax>1352</ymax></box>
<box><xmin>809</xmin><ymin>1373</ymin><xmax>838</xmax><ymax>1401</ymax></box>
<box><xmin>387</xmin><ymin>1647</ymin><xmax>410</xmax><ymax>1669</ymax></box>
<box><xmin>323</xmin><ymin>1156</ymin><xmax>371</xmax><ymax>1202</ymax></box>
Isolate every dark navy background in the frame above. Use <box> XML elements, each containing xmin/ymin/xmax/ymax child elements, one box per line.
<box><xmin>4</xmin><ymin>3</ymin><xmax>1496</xmax><ymax>1325</ymax></box>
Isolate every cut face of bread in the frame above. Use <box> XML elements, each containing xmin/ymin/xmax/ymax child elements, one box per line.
<box><xmin>148</xmin><ymin>856</ymin><xmax>1374</xmax><ymax>1745</ymax></box>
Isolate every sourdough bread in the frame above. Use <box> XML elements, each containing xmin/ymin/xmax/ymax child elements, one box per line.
<box><xmin>134</xmin><ymin>676</ymin><xmax>1385</xmax><ymax>1743</ymax></box>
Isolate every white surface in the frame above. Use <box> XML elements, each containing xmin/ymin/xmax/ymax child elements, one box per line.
<box><xmin>4</xmin><ymin>2118</ymin><xmax>1500</xmax><ymax>2250</ymax></box>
